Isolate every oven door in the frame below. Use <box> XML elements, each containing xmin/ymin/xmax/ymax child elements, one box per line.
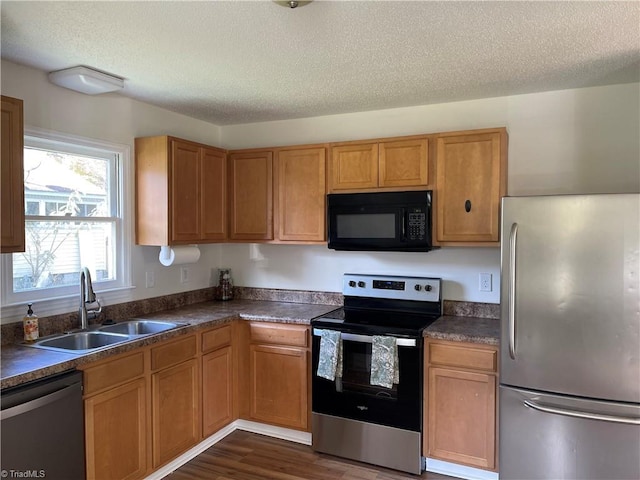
<box><xmin>311</xmin><ymin>329</ymin><xmax>423</xmax><ymax>432</ymax></box>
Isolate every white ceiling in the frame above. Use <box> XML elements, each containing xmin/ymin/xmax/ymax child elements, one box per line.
<box><xmin>1</xmin><ymin>1</ymin><xmax>639</xmax><ymax>126</ymax></box>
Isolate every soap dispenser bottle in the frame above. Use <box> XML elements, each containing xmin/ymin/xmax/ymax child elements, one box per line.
<box><xmin>23</xmin><ymin>303</ymin><xmax>39</xmax><ymax>342</ymax></box>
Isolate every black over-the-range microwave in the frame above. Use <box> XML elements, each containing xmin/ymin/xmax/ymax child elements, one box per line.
<box><xmin>327</xmin><ymin>190</ymin><xmax>434</xmax><ymax>252</ymax></box>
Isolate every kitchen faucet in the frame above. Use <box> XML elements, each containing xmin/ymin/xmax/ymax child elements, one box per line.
<box><xmin>79</xmin><ymin>267</ymin><xmax>102</xmax><ymax>329</ymax></box>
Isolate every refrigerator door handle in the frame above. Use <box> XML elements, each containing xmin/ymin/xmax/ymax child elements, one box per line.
<box><xmin>523</xmin><ymin>399</ymin><xmax>640</xmax><ymax>425</ymax></box>
<box><xmin>508</xmin><ymin>222</ymin><xmax>518</xmax><ymax>359</ymax></box>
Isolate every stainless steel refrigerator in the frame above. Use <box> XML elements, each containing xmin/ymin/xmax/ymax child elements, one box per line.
<box><xmin>499</xmin><ymin>194</ymin><xmax>640</xmax><ymax>480</ymax></box>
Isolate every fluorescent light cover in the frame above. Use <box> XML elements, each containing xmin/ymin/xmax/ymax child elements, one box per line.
<box><xmin>48</xmin><ymin>66</ymin><xmax>124</xmax><ymax>95</ymax></box>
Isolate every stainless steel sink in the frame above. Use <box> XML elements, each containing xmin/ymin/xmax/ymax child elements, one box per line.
<box><xmin>24</xmin><ymin>319</ymin><xmax>188</xmax><ymax>354</ymax></box>
<box><xmin>29</xmin><ymin>331</ymin><xmax>132</xmax><ymax>353</ymax></box>
<box><xmin>98</xmin><ymin>319</ymin><xmax>187</xmax><ymax>335</ymax></box>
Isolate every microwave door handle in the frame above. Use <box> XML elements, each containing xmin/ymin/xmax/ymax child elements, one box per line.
<box><xmin>401</xmin><ymin>208</ymin><xmax>407</xmax><ymax>241</ymax></box>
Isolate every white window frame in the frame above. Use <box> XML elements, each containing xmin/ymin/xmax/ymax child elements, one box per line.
<box><xmin>1</xmin><ymin>127</ymin><xmax>133</xmax><ymax>321</ymax></box>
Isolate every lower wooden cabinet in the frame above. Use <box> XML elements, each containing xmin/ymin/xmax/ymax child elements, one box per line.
<box><xmin>202</xmin><ymin>325</ymin><xmax>234</xmax><ymax>436</ymax></box>
<box><xmin>81</xmin><ymin>352</ymin><xmax>148</xmax><ymax>480</ymax></box>
<box><xmin>424</xmin><ymin>339</ymin><xmax>498</xmax><ymax>471</ymax></box>
<box><xmin>249</xmin><ymin>344</ymin><xmax>308</xmax><ymax>429</ymax></box>
<box><xmin>246</xmin><ymin>322</ymin><xmax>310</xmax><ymax>430</ymax></box>
<box><xmin>80</xmin><ymin>321</ymin><xmax>312</xmax><ymax>480</ymax></box>
<box><xmin>151</xmin><ymin>336</ymin><xmax>200</xmax><ymax>468</ymax></box>
<box><xmin>152</xmin><ymin>358</ymin><xmax>200</xmax><ymax>467</ymax></box>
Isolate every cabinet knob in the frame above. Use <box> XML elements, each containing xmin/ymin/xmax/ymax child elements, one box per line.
<box><xmin>465</xmin><ymin>200</ymin><xmax>472</xmax><ymax>212</ymax></box>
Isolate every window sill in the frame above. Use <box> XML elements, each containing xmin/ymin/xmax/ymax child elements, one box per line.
<box><xmin>0</xmin><ymin>285</ymin><xmax>136</xmax><ymax>324</ymax></box>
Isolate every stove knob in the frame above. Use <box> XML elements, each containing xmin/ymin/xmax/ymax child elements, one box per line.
<box><xmin>414</xmin><ymin>284</ymin><xmax>422</xmax><ymax>291</ymax></box>
<box><xmin>424</xmin><ymin>284</ymin><xmax>433</xmax><ymax>292</ymax></box>
<box><xmin>358</xmin><ymin>281</ymin><xmax>366</xmax><ymax>288</ymax></box>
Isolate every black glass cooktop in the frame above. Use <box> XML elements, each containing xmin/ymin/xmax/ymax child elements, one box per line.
<box><xmin>311</xmin><ymin>306</ymin><xmax>440</xmax><ymax>338</ymax></box>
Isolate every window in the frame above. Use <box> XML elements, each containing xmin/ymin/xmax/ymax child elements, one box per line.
<box><xmin>2</xmin><ymin>129</ymin><xmax>131</xmax><ymax>312</ymax></box>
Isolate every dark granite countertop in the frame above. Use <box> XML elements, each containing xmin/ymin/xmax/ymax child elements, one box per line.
<box><xmin>2</xmin><ymin>298</ymin><xmax>499</xmax><ymax>389</ymax></box>
<box><xmin>1</xmin><ymin>299</ymin><xmax>339</xmax><ymax>390</ymax></box>
<box><xmin>424</xmin><ymin>315</ymin><xmax>500</xmax><ymax>346</ymax></box>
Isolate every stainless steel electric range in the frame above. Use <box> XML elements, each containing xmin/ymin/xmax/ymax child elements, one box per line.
<box><xmin>311</xmin><ymin>273</ymin><xmax>442</xmax><ymax>475</ymax></box>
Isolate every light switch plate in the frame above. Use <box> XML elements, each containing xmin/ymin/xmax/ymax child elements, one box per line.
<box><xmin>180</xmin><ymin>267</ymin><xmax>189</xmax><ymax>284</ymax></box>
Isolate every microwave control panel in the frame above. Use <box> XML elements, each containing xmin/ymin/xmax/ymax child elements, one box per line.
<box><xmin>407</xmin><ymin>208</ymin><xmax>426</xmax><ymax>240</ymax></box>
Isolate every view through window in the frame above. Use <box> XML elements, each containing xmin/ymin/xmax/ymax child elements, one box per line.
<box><xmin>9</xmin><ymin>133</ymin><xmax>123</xmax><ymax>299</ymax></box>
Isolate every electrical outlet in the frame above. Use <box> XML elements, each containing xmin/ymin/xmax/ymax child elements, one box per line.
<box><xmin>145</xmin><ymin>271</ymin><xmax>155</xmax><ymax>288</ymax></box>
<box><xmin>180</xmin><ymin>267</ymin><xmax>189</xmax><ymax>284</ymax></box>
<box><xmin>479</xmin><ymin>273</ymin><xmax>492</xmax><ymax>292</ymax></box>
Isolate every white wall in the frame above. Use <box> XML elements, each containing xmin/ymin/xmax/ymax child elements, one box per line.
<box><xmin>1</xmin><ymin>59</ymin><xmax>638</xmax><ymax>321</ymax></box>
<box><xmin>1</xmin><ymin>60</ymin><xmax>224</xmax><ymax>322</ymax></box>
<box><xmin>219</xmin><ymin>83</ymin><xmax>640</xmax><ymax>303</ymax></box>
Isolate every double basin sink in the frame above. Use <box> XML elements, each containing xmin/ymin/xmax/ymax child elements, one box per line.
<box><xmin>25</xmin><ymin>320</ymin><xmax>189</xmax><ymax>354</ymax></box>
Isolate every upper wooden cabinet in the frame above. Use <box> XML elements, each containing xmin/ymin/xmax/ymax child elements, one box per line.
<box><xmin>1</xmin><ymin>95</ymin><xmax>25</xmax><ymax>253</ymax></box>
<box><xmin>228</xmin><ymin>149</ymin><xmax>274</xmax><ymax>241</ymax></box>
<box><xmin>229</xmin><ymin>145</ymin><xmax>328</xmax><ymax>244</ymax></box>
<box><xmin>329</xmin><ymin>136</ymin><xmax>429</xmax><ymax>192</ymax></box>
<box><xmin>135</xmin><ymin>136</ymin><xmax>226</xmax><ymax>246</ymax></box>
<box><xmin>435</xmin><ymin>128</ymin><xmax>507</xmax><ymax>245</ymax></box>
<box><xmin>275</xmin><ymin>146</ymin><xmax>327</xmax><ymax>242</ymax></box>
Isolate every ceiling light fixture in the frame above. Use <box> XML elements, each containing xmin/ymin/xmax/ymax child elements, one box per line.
<box><xmin>48</xmin><ymin>66</ymin><xmax>124</xmax><ymax>95</ymax></box>
<box><xmin>274</xmin><ymin>1</ymin><xmax>312</xmax><ymax>8</ymax></box>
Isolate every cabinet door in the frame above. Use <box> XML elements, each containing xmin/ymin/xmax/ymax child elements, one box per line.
<box><xmin>435</xmin><ymin>131</ymin><xmax>505</xmax><ymax>243</ymax></box>
<box><xmin>202</xmin><ymin>346</ymin><xmax>233</xmax><ymax>436</ymax></box>
<box><xmin>228</xmin><ymin>151</ymin><xmax>273</xmax><ymax>240</ymax></box>
<box><xmin>152</xmin><ymin>359</ymin><xmax>200</xmax><ymax>467</ymax></box>
<box><xmin>379</xmin><ymin>137</ymin><xmax>428</xmax><ymax>188</ymax></box>
<box><xmin>276</xmin><ymin>147</ymin><xmax>326</xmax><ymax>242</ymax></box>
<box><xmin>85</xmin><ymin>378</ymin><xmax>147</xmax><ymax>480</ymax></box>
<box><xmin>1</xmin><ymin>95</ymin><xmax>25</xmax><ymax>253</ymax></box>
<box><xmin>330</xmin><ymin>143</ymin><xmax>378</xmax><ymax>190</ymax></box>
<box><xmin>201</xmin><ymin>147</ymin><xmax>227</xmax><ymax>240</ymax></box>
<box><xmin>249</xmin><ymin>344</ymin><xmax>308</xmax><ymax>430</ymax></box>
<box><xmin>427</xmin><ymin>366</ymin><xmax>496</xmax><ymax>470</ymax></box>
<box><xmin>170</xmin><ymin>140</ymin><xmax>201</xmax><ymax>244</ymax></box>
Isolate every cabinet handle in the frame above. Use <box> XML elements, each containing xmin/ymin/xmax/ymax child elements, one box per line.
<box><xmin>464</xmin><ymin>200</ymin><xmax>472</xmax><ymax>212</ymax></box>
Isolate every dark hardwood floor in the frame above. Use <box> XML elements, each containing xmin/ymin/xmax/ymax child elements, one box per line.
<box><xmin>165</xmin><ymin>430</ymin><xmax>455</xmax><ymax>480</ymax></box>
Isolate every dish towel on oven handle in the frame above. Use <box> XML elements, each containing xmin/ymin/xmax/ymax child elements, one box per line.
<box><xmin>316</xmin><ymin>329</ymin><xmax>343</xmax><ymax>381</ymax></box>
<box><xmin>370</xmin><ymin>335</ymin><xmax>399</xmax><ymax>389</ymax></box>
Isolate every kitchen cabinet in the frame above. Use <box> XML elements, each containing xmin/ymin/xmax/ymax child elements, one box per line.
<box><xmin>201</xmin><ymin>324</ymin><xmax>234</xmax><ymax>436</ymax></box>
<box><xmin>424</xmin><ymin>339</ymin><xmax>498</xmax><ymax>471</ymax></box>
<box><xmin>1</xmin><ymin>95</ymin><xmax>25</xmax><ymax>253</ymax></box>
<box><xmin>329</xmin><ymin>136</ymin><xmax>429</xmax><ymax>192</ymax></box>
<box><xmin>435</xmin><ymin>128</ymin><xmax>507</xmax><ymax>245</ymax></box>
<box><xmin>135</xmin><ymin>136</ymin><xmax>226</xmax><ymax>245</ymax></box>
<box><xmin>275</xmin><ymin>145</ymin><xmax>327</xmax><ymax>242</ymax></box>
<box><xmin>246</xmin><ymin>322</ymin><xmax>310</xmax><ymax>431</ymax></box>
<box><xmin>82</xmin><ymin>352</ymin><xmax>148</xmax><ymax>480</ymax></box>
<box><xmin>228</xmin><ymin>149</ymin><xmax>273</xmax><ymax>241</ymax></box>
<box><xmin>150</xmin><ymin>335</ymin><xmax>200</xmax><ymax>468</ymax></box>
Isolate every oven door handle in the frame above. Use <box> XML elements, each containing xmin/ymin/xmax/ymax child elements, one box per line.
<box><xmin>312</xmin><ymin>328</ymin><xmax>417</xmax><ymax>347</ymax></box>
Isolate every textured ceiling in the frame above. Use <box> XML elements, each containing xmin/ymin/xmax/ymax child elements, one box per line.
<box><xmin>1</xmin><ymin>1</ymin><xmax>639</xmax><ymax>126</ymax></box>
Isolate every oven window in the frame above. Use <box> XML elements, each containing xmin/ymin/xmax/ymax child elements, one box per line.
<box><xmin>336</xmin><ymin>213</ymin><xmax>396</xmax><ymax>239</ymax></box>
<box><xmin>340</xmin><ymin>340</ymin><xmax>398</xmax><ymax>400</ymax></box>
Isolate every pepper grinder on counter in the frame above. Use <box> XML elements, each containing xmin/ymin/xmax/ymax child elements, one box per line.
<box><xmin>216</xmin><ymin>268</ymin><xmax>234</xmax><ymax>301</ymax></box>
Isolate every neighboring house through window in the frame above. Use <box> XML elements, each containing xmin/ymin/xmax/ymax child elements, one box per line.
<box><xmin>1</xmin><ymin>128</ymin><xmax>130</xmax><ymax>314</ymax></box>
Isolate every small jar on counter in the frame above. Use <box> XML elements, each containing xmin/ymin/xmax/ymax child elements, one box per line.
<box><xmin>216</xmin><ymin>268</ymin><xmax>234</xmax><ymax>301</ymax></box>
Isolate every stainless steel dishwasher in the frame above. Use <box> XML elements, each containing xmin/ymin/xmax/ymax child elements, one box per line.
<box><xmin>1</xmin><ymin>370</ymin><xmax>85</xmax><ymax>480</ymax></box>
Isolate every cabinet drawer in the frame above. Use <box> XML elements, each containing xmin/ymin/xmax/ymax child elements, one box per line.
<box><xmin>83</xmin><ymin>351</ymin><xmax>145</xmax><ymax>396</ymax></box>
<box><xmin>250</xmin><ymin>323</ymin><xmax>308</xmax><ymax>347</ymax></box>
<box><xmin>429</xmin><ymin>342</ymin><xmax>497</xmax><ymax>373</ymax></box>
<box><xmin>202</xmin><ymin>324</ymin><xmax>232</xmax><ymax>353</ymax></box>
<box><xmin>151</xmin><ymin>335</ymin><xmax>197</xmax><ymax>371</ymax></box>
